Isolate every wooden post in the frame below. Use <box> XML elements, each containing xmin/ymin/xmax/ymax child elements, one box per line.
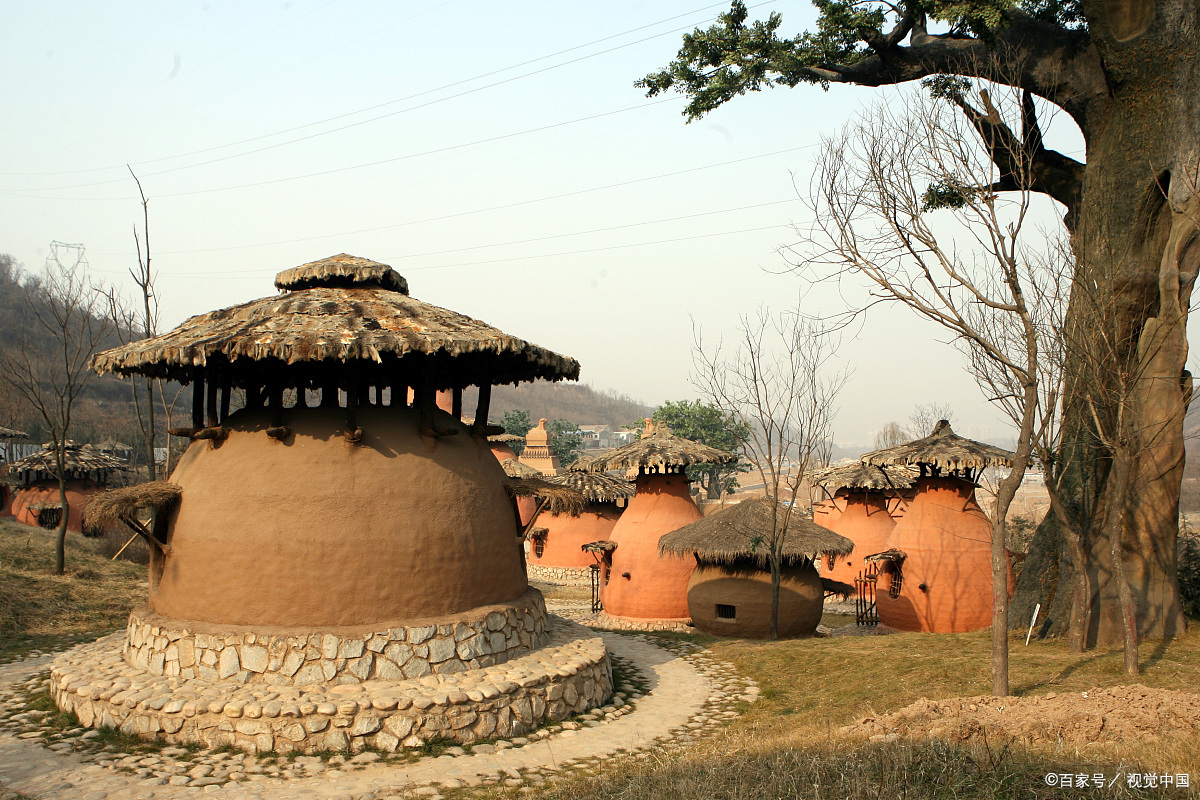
<box><xmin>452</xmin><ymin>387</ymin><xmax>463</xmax><ymax>419</ymax></box>
<box><xmin>219</xmin><ymin>383</ymin><xmax>231</xmax><ymax>423</ymax></box>
<box><xmin>322</xmin><ymin>371</ymin><xmax>339</xmax><ymax>408</ymax></box>
<box><xmin>269</xmin><ymin>378</ymin><xmax>284</xmax><ymax>428</ymax></box>
<box><xmin>206</xmin><ymin>375</ymin><xmax>219</xmax><ymax>428</ymax></box>
<box><xmin>191</xmin><ymin>369</ymin><xmax>205</xmax><ymax>429</ymax></box>
<box><xmin>418</xmin><ymin>361</ymin><xmax>436</xmax><ymax>437</ymax></box>
<box><xmin>246</xmin><ymin>384</ymin><xmax>263</xmax><ymax>411</ymax></box>
<box><xmin>473</xmin><ymin>382</ymin><xmax>492</xmax><ymax>437</ymax></box>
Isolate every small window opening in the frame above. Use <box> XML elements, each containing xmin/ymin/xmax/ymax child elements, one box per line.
<box><xmin>716</xmin><ymin>604</ymin><xmax>737</xmax><ymax>620</ymax></box>
<box><xmin>37</xmin><ymin>508</ymin><xmax>62</xmax><ymax>530</ymax></box>
<box><xmin>534</xmin><ymin>537</ymin><xmax>545</xmax><ymax>558</ymax></box>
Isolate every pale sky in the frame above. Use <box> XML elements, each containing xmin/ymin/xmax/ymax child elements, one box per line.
<box><xmin>1</xmin><ymin>1</ymin><xmax>1098</xmax><ymax>449</ymax></box>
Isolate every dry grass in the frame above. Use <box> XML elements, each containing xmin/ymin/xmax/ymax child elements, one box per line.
<box><xmin>0</xmin><ymin>518</ymin><xmax>145</xmax><ymax>661</ymax></box>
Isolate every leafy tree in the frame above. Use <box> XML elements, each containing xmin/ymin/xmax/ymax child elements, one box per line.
<box><xmin>499</xmin><ymin>409</ymin><xmax>532</xmax><ymax>456</ymax></box>
<box><xmin>652</xmin><ymin>400</ymin><xmax>750</xmax><ymax>498</ymax></box>
<box><xmin>547</xmin><ymin>419</ymin><xmax>585</xmax><ymax>467</ymax></box>
<box><xmin>641</xmin><ymin>0</ymin><xmax>1199</xmax><ymax>646</ymax></box>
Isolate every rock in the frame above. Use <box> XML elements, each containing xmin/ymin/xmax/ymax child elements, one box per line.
<box><xmin>217</xmin><ymin>648</ymin><xmax>240</xmax><ymax>680</ymax></box>
<box><xmin>241</xmin><ymin>645</ymin><xmax>269</xmax><ymax>673</ymax></box>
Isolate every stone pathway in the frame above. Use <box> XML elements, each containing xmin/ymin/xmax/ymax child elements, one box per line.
<box><xmin>0</xmin><ymin>631</ymin><xmax>758</xmax><ymax>800</ymax></box>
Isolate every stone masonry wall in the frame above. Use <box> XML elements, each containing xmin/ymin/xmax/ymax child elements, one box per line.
<box><xmin>526</xmin><ymin>564</ymin><xmax>593</xmax><ymax>586</ymax></box>
<box><xmin>123</xmin><ymin>590</ymin><xmax>548</xmax><ymax>686</ymax></box>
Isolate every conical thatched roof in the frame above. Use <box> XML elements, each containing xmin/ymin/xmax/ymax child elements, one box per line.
<box><xmin>810</xmin><ymin>462</ymin><xmax>917</xmax><ymax>492</ymax></box>
<box><xmin>860</xmin><ymin>420</ymin><xmax>1013</xmax><ymax>472</ymax></box>
<box><xmin>9</xmin><ymin>441</ymin><xmax>125</xmax><ymax>485</ymax></box>
<box><xmin>578</xmin><ymin>419</ymin><xmax>736</xmax><ymax>475</ymax></box>
<box><xmin>0</xmin><ymin>426</ymin><xmax>27</xmax><ymax>440</ymax></box>
<box><xmin>544</xmin><ymin>472</ymin><xmax>634</xmax><ymax>504</ymax></box>
<box><xmin>91</xmin><ymin>254</ymin><xmax>580</xmax><ymax>387</ymax></box>
<box><xmin>501</xmin><ymin>458</ymin><xmax>543</xmax><ymax>479</ymax></box>
<box><xmin>658</xmin><ymin>497</ymin><xmax>853</xmax><ymax>568</ymax></box>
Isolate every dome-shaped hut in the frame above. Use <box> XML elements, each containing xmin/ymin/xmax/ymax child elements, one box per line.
<box><xmin>578</xmin><ymin>420</ymin><xmax>735</xmax><ymax>628</ymax></box>
<box><xmin>809</xmin><ymin>462</ymin><xmax>915</xmax><ymax>586</ymax></box>
<box><xmin>528</xmin><ymin>471</ymin><xmax>634</xmax><ymax>583</ymax></box>
<box><xmin>8</xmin><ymin>441</ymin><xmax>124</xmax><ymax>532</ymax></box>
<box><xmin>860</xmin><ymin>420</ymin><xmax>1014</xmax><ymax>633</ymax></box>
<box><xmin>659</xmin><ymin>497</ymin><xmax>854</xmax><ymax>637</ymax></box>
<box><xmin>55</xmin><ymin>254</ymin><xmax>613</xmax><ymax>754</ymax></box>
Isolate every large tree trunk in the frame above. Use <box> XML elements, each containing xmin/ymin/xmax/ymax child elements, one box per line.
<box><xmin>1013</xmin><ymin>3</ymin><xmax>1197</xmax><ymax>645</ymax></box>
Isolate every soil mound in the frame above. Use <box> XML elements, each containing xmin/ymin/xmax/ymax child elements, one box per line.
<box><xmin>841</xmin><ymin>684</ymin><xmax>1200</xmax><ymax>748</ymax></box>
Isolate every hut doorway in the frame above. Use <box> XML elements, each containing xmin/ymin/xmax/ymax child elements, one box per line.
<box><xmin>855</xmin><ymin>562</ymin><xmax>879</xmax><ymax>626</ymax></box>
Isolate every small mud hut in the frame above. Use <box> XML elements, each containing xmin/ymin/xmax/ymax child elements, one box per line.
<box><xmin>860</xmin><ymin>420</ymin><xmax>1014</xmax><ymax>633</ymax></box>
<box><xmin>578</xmin><ymin>420</ymin><xmax>736</xmax><ymax>627</ymax></box>
<box><xmin>56</xmin><ymin>254</ymin><xmax>614</xmax><ymax>754</ymax></box>
<box><xmin>528</xmin><ymin>472</ymin><xmax>634</xmax><ymax>583</ymax></box>
<box><xmin>7</xmin><ymin>441</ymin><xmax>124</xmax><ymax>532</ymax></box>
<box><xmin>659</xmin><ymin>497</ymin><xmax>854</xmax><ymax>637</ymax></box>
<box><xmin>810</xmin><ymin>462</ymin><xmax>916</xmax><ymax>586</ymax></box>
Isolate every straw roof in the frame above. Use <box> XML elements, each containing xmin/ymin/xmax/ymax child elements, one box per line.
<box><xmin>658</xmin><ymin>497</ymin><xmax>854</xmax><ymax>568</ymax></box>
<box><xmin>91</xmin><ymin>254</ymin><xmax>580</xmax><ymax>387</ymax></box>
<box><xmin>543</xmin><ymin>472</ymin><xmax>635</xmax><ymax>504</ymax></box>
<box><xmin>9</xmin><ymin>441</ymin><xmax>125</xmax><ymax>485</ymax></box>
<box><xmin>860</xmin><ymin>420</ymin><xmax>1013</xmax><ymax>471</ymax></box>
<box><xmin>0</xmin><ymin>427</ymin><xmax>27</xmax><ymax>440</ymax></box>
<box><xmin>578</xmin><ymin>419</ymin><xmax>736</xmax><ymax>475</ymax></box>
<box><xmin>82</xmin><ymin>481</ymin><xmax>182</xmax><ymax>533</ymax></box>
<box><xmin>809</xmin><ymin>462</ymin><xmax>917</xmax><ymax>492</ymax></box>
<box><xmin>501</xmin><ymin>458</ymin><xmax>543</xmax><ymax>479</ymax></box>
<box><xmin>489</xmin><ymin>432</ymin><xmax>525</xmax><ymax>444</ymax></box>
<box><xmin>502</xmin><ymin>476</ymin><xmax>587</xmax><ymax>516</ymax></box>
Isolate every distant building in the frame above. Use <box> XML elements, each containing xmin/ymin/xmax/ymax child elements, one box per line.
<box><xmin>578</xmin><ymin>424</ymin><xmax>635</xmax><ymax>450</ymax></box>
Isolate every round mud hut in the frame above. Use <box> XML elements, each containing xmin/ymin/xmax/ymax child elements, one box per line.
<box><xmin>860</xmin><ymin>420</ymin><xmax>1014</xmax><ymax>633</ymax></box>
<box><xmin>51</xmin><ymin>254</ymin><xmax>613</xmax><ymax>754</ymax></box>
<box><xmin>809</xmin><ymin>462</ymin><xmax>915</xmax><ymax>586</ymax></box>
<box><xmin>578</xmin><ymin>420</ymin><xmax>736</xmax><ymax>630</ymax></box>
<box><xmin>527</xmin><ymin>471</ymin><xmax>634</xmax><ymax>584</ymax></box>
<box><xmin>659</xmin><ymin>497</ymin><xmax>854</xmax><ymax>638</ymax></box>
<box><xmin>7</xmin><ymin>441</ymin><xmax>124</xmax><ymax>532</ymax></box>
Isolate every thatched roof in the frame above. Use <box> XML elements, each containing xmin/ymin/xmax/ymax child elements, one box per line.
<box><xmin>9</xmin><ymin>441</ymin><xmax>125</xmax><ymax>485</ymax></box>
<box><xmin>658</xmin><ymin>497</ymin><xmax>854</xmax><ymax>568</ymax></box>
<box><xmin>502</xmin><ymin>476</ymin><xmax>587</xmax><ymax>516</ymax></box>
<box><xmin>810</xmin><ymin>462</ymin><xmax>917</xmax><ymax>492</ymax></box>
<box><xmin>501</xmin><ymin>458</ymin><xmax>543</xmax><ymax>479</ymax></box>
<box><xmin>0</xmin><ymin>426</ymin><xmax>27</xmax><ymax>440</ymax></box>
<box><xmin>489</xmin><ymin>432</ymin><xmax>525</xmax><ymax>444</ymax></box>
<box><xmin>82</xmin><ymin>482</ymin><xmax>182</xmax><ymax>533</ymax></box>
<box><xmin>577</xmin><ymin>419</ymin><xmax>736</xmax><ymax>475</ymax></box>
<box><xmin>860</xmin><ymin>420</ymin><xmax>1013</xmax><ymax>472</ymax></box>
<box><xmin>91</xmin><ymin>254</ymin><xmax>580</xmax><ymax>388</ymax></box>
<box><xmin>821</xmin><ymin>577</ymin><xmax>856</xmax><ymax>598</ymax></box>
<box><xmin>543</xmin><ymin>472</ymin><xmax>634</xmax><ymax>504</ymax></box>
<box><xmin>581</xmin><ymin>540</ymin><xmax>616</xmax><ymax>554</ymax></box>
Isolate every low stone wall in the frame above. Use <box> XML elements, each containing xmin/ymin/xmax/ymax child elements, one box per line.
<box><xmin>50</xmin><ymin>617</ymin><xmax>611</xmax><ymax>754</ymax></box>
<box><xmin>122</xmin><ymin>589</ymin><xmax>548</xmax><ymax>686</ymax></box>
<box><xmin>589</xmin><ymin>612</ymin><xmax>694</xmax><ymax>633</ymax></box>
<box><xmin>526</xmin><ymin>564</ymin><xmax>593</xmax><ymax>586</ymax></box>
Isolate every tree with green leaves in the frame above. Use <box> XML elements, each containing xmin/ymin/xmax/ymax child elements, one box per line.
<box><xmin>547</xmin><ymin>419</ymin><xmax>585</xmax><ymax>467</ymax></box>
<box><xmin>641</xmin><ymin>0</ymin><xmax>1198</xmax><ymax>647</ymax></box>
<box><xmin>499</xmin><ymin>409</ymin><xmax>532</xmax><ymax>456</ymax></box>
<box><xmin>652</xmin><ymin>400</ymin><xmax>750</xmax><ymax>498</ymax></box>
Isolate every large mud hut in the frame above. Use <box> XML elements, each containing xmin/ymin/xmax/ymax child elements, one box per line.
<box><xmin>809</xmin><ymin>462</ymin><xmax>915</xmax><ymax>586</ymax></box>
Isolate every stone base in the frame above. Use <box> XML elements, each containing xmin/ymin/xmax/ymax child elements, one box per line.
<box><xmin>122</xmin><ymin>589</ymin><xmax>549</xmax><ymax>685</ymax></box>
<box><xmin>589</xmin><ymin>612</ymin><xmax>694</xmax><ymax>633</ymax></box>
<box><xmin>50</xmin><ymin>616</ymin><xmax>611</xmax><ymax>754</ymax></box>
<box><xmin>526</xmin><ymin>564</ymin><xmax>593</xmax><ymax>586</ymax></box>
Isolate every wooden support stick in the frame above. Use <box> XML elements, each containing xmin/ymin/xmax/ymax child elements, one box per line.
<box><xmin>473</xmin><ymin>382</ymin><xmax>492</xmax><ymax>437</ymax></box>
<box><xmin>192</xmin><ymin>371</ymin><xmax>205</xmax><ymax>429</ymax></box>
<box><xmin>206</xmin><ymin>376</ymin><xmax>219</xmax><ymax>428</ymax></box>
<box><xmin>452</xmin><ymin>388</ymin><xmax>463</xmax><ymax>419</ymax></box>
<box><xmin>219</xmin><ymin>383</ymin><xmax>231</xmax><ymax>423</ymax></box>
<box><xmin>269</xmin><ymin>379</ymin><xmax>284</xmax><ymax>428</ymax></box>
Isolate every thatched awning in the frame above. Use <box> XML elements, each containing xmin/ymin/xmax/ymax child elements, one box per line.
<box><xmin>582</xmin><ymin>540</ymin><xmax>616</xmax><ymax>554</ymax></box>
<box><xmin>810</xmin><ymin>462</ymin><xmax>917</xmax><ymax>492</ymax></box>
<box><xmin>864</xmin><ymin>548</ymin><xmax>906</xmax><ymax>564</ymax></box>
<box><xmin>0</xmin><ymin>426</ymin><xmax>27</xmax><ymax>440</ymax></box>
<box><xmin>821</xmin><ymin>577</ymin><xmax>856</xmax><ymax>599</ymax></box>
<box><xmin>502</xmin><ymin>476</ymin><xmax>587</xmax><ymax>517</ymax></box>
<box><xmin>82</xmin><ymin>482</ymin><xmax>183</xmax><ymax>532</ymax></box>
<box><xmin>860</xmin><ymin>420</ymin><xmax>1013</xmax><ymax>472</ymax></box>
<box><xmin>9</xmin><ymin>441</ymin><xmax>125</xmax><ymax>486</ymax></box>
<box><xmin>659</xmin><ymin>497</ymin><xmax>853</xmax><ymax>568</ymax></box>
<box><xmin>501</xmin><ymin>458</ymin><xmax>543</xmax><ymax>479</ymax></box>
<box><xmin>578</xmin><ymin>420</ymin><xmax>736</xmax><ymax>475</ymax></box>
<box><xmin>543</xmin><ymin>472</ymin><xmax>634</xmax><ymax>504</ymax></box>
<box><xmin>91</xmin><ymin>254</ymin><xmax>580</xmax><ymax>388</ymax></box>
<box><xmin>489</xmin><ymin>433</ymin><xmax>525</xmax><ymax>444</ymax></box>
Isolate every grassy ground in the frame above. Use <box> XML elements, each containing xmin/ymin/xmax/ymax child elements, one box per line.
<box><xmin>0</xmin><ymin>519</ymin><xmax>145</xmax><ymax>662</ymax></box>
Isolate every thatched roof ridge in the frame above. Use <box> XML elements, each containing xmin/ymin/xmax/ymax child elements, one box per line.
<box><xmin>91</xmin><ymin>254</ymin><xmax>580</xmax><ymax>387</ymax></box>
<box><xmin>860</xmin><ymin>420</ymin><xmax>1013</xmax><ymax>471</ymax></box>
<box><xmin>502</xmin><ymin>476</ymin><xmax>587</xmax><ymax>517</ymax></box>
<box><xmin>82</xmin><ymin>482</ymin><xmax>182</xmax><ymax>533</ymax></box>
<box><xmin>501</xmin><ymin>458</ymin><xmax>543</xmax><ymax>479</ymax></box>
<box><xmin>810</xmin><ymin>462</ymin><xmax>917</xmax><ymax>492</ymax></box>
<box><xmin>9</xmin><ymin>441</ymin><xmax>125</xmax><ymax>485</ymax></box>
<box><xmin>578</xmin><ymin>419</ymin><xmax>736</xmax><ymax>474</ymax></box>
<box><xmin>274</xmin><ymin>254</ymin><xmax>409</xmax><ymax>294</ymax></box>
<box><xmin>544</xmin><ymin>472</ymin><xmax>634</xmax><ymax>503</ymax></box>
<box><xmin>658</xmin><ymin>497</ymin><xmax>853</xmax><ymax>568</ymax></box>
<box><xmin>0</xmin><ymin>426</ymin><xmax>27</xmax><ymax>440</ymax></box>
<box><xmin>489</xmin><ymin>432</ymin><xmax>525</xmax><ymax>444</ymax></box>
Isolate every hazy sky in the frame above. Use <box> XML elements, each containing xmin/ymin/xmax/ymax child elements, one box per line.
<box><xmin>2</xmin><ymin>1</ymin><xmax>1098</xmax><ymax>448</ymax></box>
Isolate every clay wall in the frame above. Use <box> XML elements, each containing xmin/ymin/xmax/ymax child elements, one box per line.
<box><xmin>10</xmin><ymin>482</ymin><xmax>99</xmax><ymax>533</ymax></box>
<box><xmin>821</xmin><ymin>492</ymin><xmax>895</xmax><ymax>585</ymax></box>
<box><xmin>528</xmin><ymin>505</ymin><xmax>621</xmax><ymax>569</ymax></box>
<box><xmin>686</xmin><ymin>561</ymin><xmax>823</xmax><ymax>638</ymax></box>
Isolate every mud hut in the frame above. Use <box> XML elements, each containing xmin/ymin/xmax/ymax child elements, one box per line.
<box><xmin>527</xmin><ymin>472</ymin><xmax>634</xmax><ymax>583</ymax></box>
<box><xmin>860</xmin><ymin>420</ymin><xmax>1014</xmax><ymax>633</ymax></box>
<box><xmin>518</xmin><ymin>418</ymin><xmax>563</xmax><ymax>476</ymax></box>
<box><xmin>578</xmin><ymin>420</ymin><xmax>736</xmax><ymax>628</ymax></box>
<box><xmin>809</xmin><ymin>462</ymin><xmax>916</xmax><ymax>585</ymax></box>
<box><xmin>58</xmin><ymin>254</ymin><xmax>614</xmax><ymax>753</ymax></box>
<box><xmin>7</xmin><ymin>441</ymin><xmax>124</xmax><ymax>532</ymax></box>
<box><xmin>659</xmin><ymin>497</ymin><xmax>854</xmax><ymax>637</ymax></box>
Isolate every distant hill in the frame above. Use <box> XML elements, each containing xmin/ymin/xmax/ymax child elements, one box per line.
<box><xmin>465</xmin><ymin>383</ymin><xmax>655</xmax><ymax>429</ymax></box>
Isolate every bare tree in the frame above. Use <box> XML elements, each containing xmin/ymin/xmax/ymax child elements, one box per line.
<box><xmin>798</xmin><ymin>82</ymin><xmax>1068</xmax><ymax>695</ymax></box>
<box><xmin>0</xmin><ymin>243</ymin><xmax>114</xmax><ymax>574</ymax></box>
<box><xmin>694</xmin><ymin>309</ymin><xmax>848</xmax><ymax>639</ymax></box>
<box><xmin>909</xmin><ymin>402</ymin><xmax>956</xmax><ymax>438</ymax></box>
<box><xmin>873</xmin><ymin>421</ymin><xmax>910</xmax><ymax>449</ymax></box>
